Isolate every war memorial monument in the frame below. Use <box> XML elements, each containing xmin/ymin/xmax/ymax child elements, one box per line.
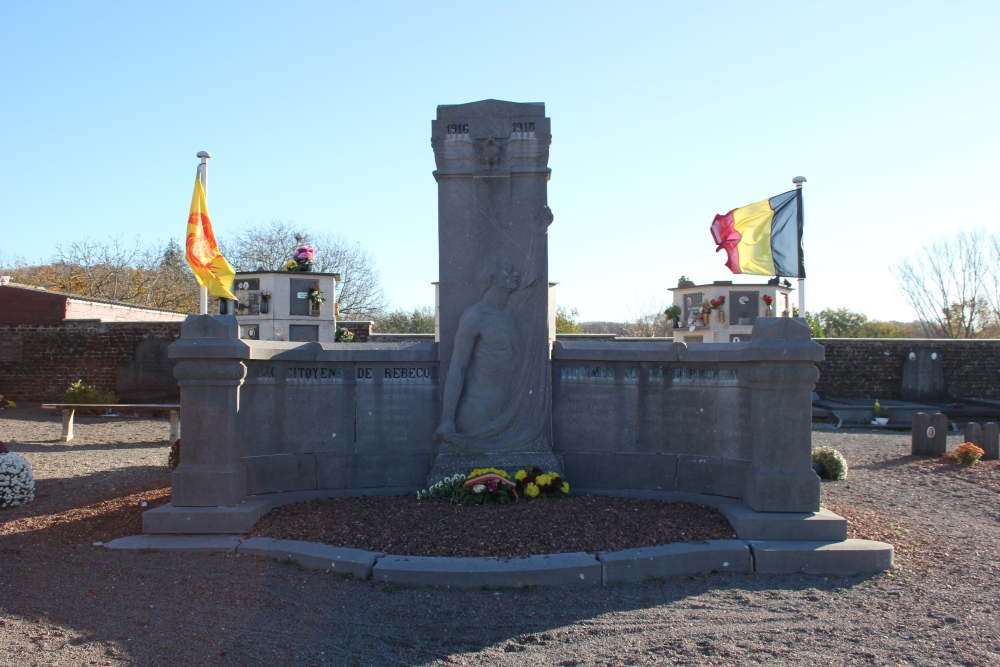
<box><xmin>137</xmin><ymin>100</ymin><xmax>891</xmax><ymax>583</ymax></box>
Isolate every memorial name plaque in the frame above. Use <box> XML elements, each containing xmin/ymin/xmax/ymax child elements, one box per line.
<box><xmin>638</xmin><ymin>365</ymin><xmax>741</xmax><ymax>456</ymax></box>
<box><xmin>239</xmin><ymin>362</ymin><xmax>355</xmax><ymax>455</ymax></box>
<box><xmin>553</xmin><ymin>363</ymin><xmax>638</xmax><ymax>453</ymax></box>
<box><xmin>356</xmin><ymin>364</ymin><xmax>439</xmax><ymax>452</ymax></box>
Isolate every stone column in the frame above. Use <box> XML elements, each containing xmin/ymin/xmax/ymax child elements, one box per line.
<box><xmin>743</xmin><ymin>318</ymin><xmax>822</xmax><ymax>513</ymax></box>
<box><xmin>428</xmin><ymin>100</ymin><xmax>559</xmax><ymax>478</ymax></box>
<box><xmin>168</xmin><ymin>315</ymin><xmax>249</xmax><ymax>507</ymax></box>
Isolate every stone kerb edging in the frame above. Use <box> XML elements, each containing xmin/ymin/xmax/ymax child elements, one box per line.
<box><xmin>104</xmin><ymin>535</ymin><xmax>893</xmax><ymax>587</ymax></box>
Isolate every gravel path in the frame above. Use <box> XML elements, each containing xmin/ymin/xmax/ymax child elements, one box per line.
<box><xmin>2</xmin><ymin>405</ymin><xmax>999</xmax><ymax>666</ymax></box>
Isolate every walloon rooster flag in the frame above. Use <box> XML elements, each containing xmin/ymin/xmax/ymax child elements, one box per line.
<box><xmin>710</xmin><ymin>189</ymin><xmax>805</xmax><ymax>278</ymax></box>
<box><xmin>186</xmin><ymin>171</ymin><xmax>237</xmax><ymax>300</ymax></box>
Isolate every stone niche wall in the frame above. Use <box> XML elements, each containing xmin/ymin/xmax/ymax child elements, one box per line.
<box><xmin>815</xmin><ymin>339</ymin><xmax>1000</xmax><ymax>399</ymax></box>
<box><xmin>0</xmin><ymin>322</ymin><xmax>182</xmax><ymax>402</ymax></box>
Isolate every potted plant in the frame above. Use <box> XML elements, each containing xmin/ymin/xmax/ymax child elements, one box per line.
<box><xmin>282</xmin><ymin>245</ymin><xmax>316</xmax><ymax>272</ymax></box>
<box><xmin>872</xmin><ymin>400</ymin><xmax>890</xmax><ymax>426</ymax></box>
<box><xmin>762</xmin><ymin>294</ymin><xmax>774</xmax><ymax>316</ymax></box>
<box><xmin>665</xmin><ymin>305</ymin><xmax>682</xmax><ymax>327</ymax></box>
<box><xmin>710</xmin><ymin>295</ymin><xmax>726</xmax><ymax>323</ymax></box>
<box><xmin>677</xmin><ymin>275</ymin><xmax>695</xmax><ymax>289</ymax></box>
<box><xmin>307</xmin><ymin>286</ymin><xmax>325</xmax><ymax>315</ymax></box>
<box><xmin>259</xmin><ymin>290</ymin><xmax>271</xmax><ymax>314</ymax></box>
<box><xmin>701</xmin><ymin>300</ymin><xmax>712</xmax><ymax>325</ymax></box>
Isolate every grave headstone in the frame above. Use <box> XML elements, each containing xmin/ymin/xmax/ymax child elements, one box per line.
<box><xmin>963</xmin><ymin>422</ymin><xmax>983</xmax><ymax>449</ymax></box>
<box><xmin>429</xmin><ymin>100</ymin><xmax>559</xmax><ymax>480</ymax></box>
<box><xmin>978</xmin><ymin>422</ymin><xmax>999</xmax><ymax>460</ymax></box>
<box><xmin>900</xmin><ymin>349</ymin><xmax>945</xmax><ymax>403</ymax></box>
<box><xmin>911</xmin><ymin>412</ymin><xmax>948</xmax><ymax>456</ymax></box>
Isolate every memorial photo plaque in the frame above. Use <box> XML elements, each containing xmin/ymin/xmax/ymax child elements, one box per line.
<box><xmin>729</xmin><ymin>291</ymin><xmax>760</xmax><ymax>326</ymax></box>
<box><xmin>682</xmin><ymin>292</ymin><xmax>703</xmax><ymax>326</ymax></box>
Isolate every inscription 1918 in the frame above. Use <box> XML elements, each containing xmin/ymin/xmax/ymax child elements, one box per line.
<box><xmin>512</xmin><ymin>122</ymin><xmax>535</xmax><ymax>132</ymax></box>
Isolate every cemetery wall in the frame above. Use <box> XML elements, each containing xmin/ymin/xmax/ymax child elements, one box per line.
<box><xmin>0</xmin><ymin>322</ymin><xmax>182</xmax><ymax>402</ymax></box>
<box><xmin>815</xmin><ymin>338</ymin><xmax>1000</xmax><ymax>399</ymax></box>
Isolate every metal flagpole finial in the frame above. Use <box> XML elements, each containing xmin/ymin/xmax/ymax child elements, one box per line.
<box><xmin>197</xmin><ymin>151</ymin><xmax>212</xmax><ymax>160</ymax></box>
<box><xmin>792</xmin><ymin>175</ymin><xmax>807</xmax><ymax>188</ymax></box>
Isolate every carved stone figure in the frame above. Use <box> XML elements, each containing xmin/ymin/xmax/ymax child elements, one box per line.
<box><xmin>436</xmin><ymin>206</ymin><xmax>553</xmax><ymax>452</ymax></box>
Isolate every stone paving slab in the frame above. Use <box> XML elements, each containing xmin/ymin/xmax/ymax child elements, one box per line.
<box><xmin>142</xmin><ymin>500</ymin><xmax>271</xmax><ymax>534</ymax></box>
<box><xmin>720</xmin><ymin>505</ymin><xmax>848</xmax><ymax>541</ymax></box>
<box><xmin>103</xmin><ymin>534</ymin><xmax>244</xmax><ymax>553</ymax></box>
<box><xmin>237</xmin><ymin>538</ymin><xmax>383</xmax><ymax>578</ymax></box>
<box><xmin>372</xmin><ymin>552</ymin><xmax>603</xmax><ymax>588</ymax></box>
<box><xmin>599</xmin><ymin>540</ymin><xmax>751</xmax><ymax>583</ymax></box>
<box><xmin>751</xmin><ymin>539</ymin><xmax>894</xmax><ymax>574</ymax></box>
<box><xmin>104</xmin><ymin>534</ymin><xmax>894</xmax><ymax>584</ymax></box>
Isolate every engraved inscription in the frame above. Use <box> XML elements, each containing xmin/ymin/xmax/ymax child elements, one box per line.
<box><xmin>256</xmin><ymin>366</ymin><xmax>276</xmax><ymax>380</ymax></box>
<box><xmin>560</xmin><ymin>366</ymin><xmax>614</xmax><ymax>381</ymax></box>
<box><xmin>674</xmin><ymin>368</ymin><xmax>738</xmax><ymax>382</ymax></box>
<box><xmin>285</xmin><ymin>367</ymin><xmax>344</xmax><ymax>381</ymax></box>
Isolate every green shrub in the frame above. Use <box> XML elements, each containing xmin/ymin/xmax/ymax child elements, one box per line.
<box><xmin>62</xmin><ymin>380</ymin><xmax>117</xmax><ymax>415</ymax></box>
<box><xmin>954</xmin><ymin>442</ymin><xmax>984</xmax><ymax>465</ymax></box>
<box><xmin>812</xmin><ymin>447</ymin><xmax>848</xmax><ymax>480</ymax></box>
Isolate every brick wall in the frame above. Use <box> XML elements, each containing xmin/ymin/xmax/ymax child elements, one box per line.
<box><xmin>6</xmin><ymin>326</ymin><xmax>1000</xmax><ymax>404</ymax></box>
<box><xmin>815</xmin><ymin>339</ymin><xmax>1000</xmax><ymax>399</ymax></box>
<box><xmin>337</xmin><ymin>321</ymin><xmax>373</xmax><ymax>342</ymax></box>
<box><xmin>0</xmin><ymin>322</ymin><xmax>183</xmax><ymax>402</ymax></box>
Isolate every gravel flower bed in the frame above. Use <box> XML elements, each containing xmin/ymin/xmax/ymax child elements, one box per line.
<box><xmin>1</xmin><ymin>406</ymin><xmax>999</xmax><ymax>666</ymax></box>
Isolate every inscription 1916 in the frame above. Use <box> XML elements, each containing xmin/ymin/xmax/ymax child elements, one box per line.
<box><xmin>446</xmin><ymin>123</ymin><xmax>469</xmax><ymax>135</ymax></box>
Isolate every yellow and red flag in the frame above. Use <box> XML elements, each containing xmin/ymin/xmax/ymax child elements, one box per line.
<box><xmin>185</xmin><ymin>171</ymin><xmax>236</xmax><ymax>300</ymax></box>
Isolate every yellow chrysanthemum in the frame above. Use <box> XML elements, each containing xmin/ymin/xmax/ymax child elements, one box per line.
<box><xmin>561</xmin><ymin>482</ymin><xmax>570</xmax><ymax>494</ymax></box>
<box><xmin>524</xmin><ymin>483</ymin><xmax>540</xmax><ymax>498</ymax></box>
<box><xmin>547</xmin><ymin>471</ymin><xmax>559</xmax><ymax>478</ymax></box>
<box><xmin>535</xmin><ymin>474</ymin><xmax>551</xmax><ymax>486</ymax></box>
<box><xmin>514</xmin><ymin>469</ymin><xmax>527</xmax><ymax>481</ymax></box>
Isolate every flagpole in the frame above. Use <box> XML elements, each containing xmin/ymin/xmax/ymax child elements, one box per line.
<box><xmin>196</xmin><ymin>151</ymin><xmax>212</xmax><ymax>315</ymax></box>
<box><xmin>792</xmin><ymin>175</ymin><xmax>807</xmax><ymax>317</ymax></box>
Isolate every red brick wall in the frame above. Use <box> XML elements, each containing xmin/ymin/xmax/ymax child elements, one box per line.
<box><xmin>0</xmin><ymin>322</ymin><xmax>182</xmax><ymax>402</ymax></box>
<box><xmin>338</xmin><ymin>321</ymin><xmax>373</xmax><ymax>342</ymax></box>
<box><xmin>0</xmin><ymin>287</ymin><xmax>67</xmax><ymax>324</ymax></box>
<box><xmin>815</xmin><ymin>339</ymin><xmax>1000</xmax><ymax>399</ymax></box>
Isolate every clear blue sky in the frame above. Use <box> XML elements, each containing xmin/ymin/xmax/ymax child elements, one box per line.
<box><xmin>2</xmin><ymin>1</ymin><xmax>997</xmax><ymax>322</ymax></box>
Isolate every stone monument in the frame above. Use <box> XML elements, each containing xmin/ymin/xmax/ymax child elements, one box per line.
<box><xmin>429</xmin><ymin>100</ymin><xmax>560</xmax><ymax>479</ymax></box>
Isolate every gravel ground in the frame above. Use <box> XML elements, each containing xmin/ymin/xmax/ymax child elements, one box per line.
<box><xmin>2</xmin><ymin>404</ymin><xmax>999</xmax><ymax>666</ymax></box>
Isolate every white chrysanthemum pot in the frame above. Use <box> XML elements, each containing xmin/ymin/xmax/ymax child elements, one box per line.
<box><xmin>0</xmin><ymin>452</ymin><xmax>36</xmax><ymax>507</ymax></box>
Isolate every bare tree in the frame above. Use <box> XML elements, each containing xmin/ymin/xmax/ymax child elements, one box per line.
<box><xmin>220</xmin><ymin>221</ymin><xmax>388</xmax><ymax>319</ymax></box>
<box><xmin>4</xmin><ymin>236</ymin><xmax>199</xmax><ymax>313</ymax></box>
<box><xmin>618</xmin><ymin>297</ymin><xmax>673</xmax><ymax>337</ymax></box>
<box><xmin>895</xmin><ymin>229</ymin><xmax>995</xmax><ymax>338</ymax></box>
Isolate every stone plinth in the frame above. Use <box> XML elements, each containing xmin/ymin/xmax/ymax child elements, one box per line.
<box><xmin>167</xmin><ymin>315</ymin><xmax>249</xmax><ymax>507</ymax></box>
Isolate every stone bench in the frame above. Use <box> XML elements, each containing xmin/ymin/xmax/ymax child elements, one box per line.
<box><xmin>40</xmin><ymin>403</ymin><xmax>180</xmax><ymax>443</ymax></box>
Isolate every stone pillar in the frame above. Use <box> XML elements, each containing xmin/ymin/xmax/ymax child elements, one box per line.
<box><xmin>168</xmin><ymin>315</ymin><xmax>249</xmax><ymax>507</ymax></box>
<box><xmin>743</xmin><ymin>318</ymin><xmax>822</xmax><ymax>513</ymax></box>
<box><xmin>428</xmin><ymin>100</ymin><xmax>559</xmax><ymax>478</ymax></box>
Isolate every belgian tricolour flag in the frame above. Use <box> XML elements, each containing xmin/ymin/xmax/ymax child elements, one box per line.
<box><xmin>710</xmin><ymin>189</ymin><xmax>805</xmax><ymax>278</ymax></box>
